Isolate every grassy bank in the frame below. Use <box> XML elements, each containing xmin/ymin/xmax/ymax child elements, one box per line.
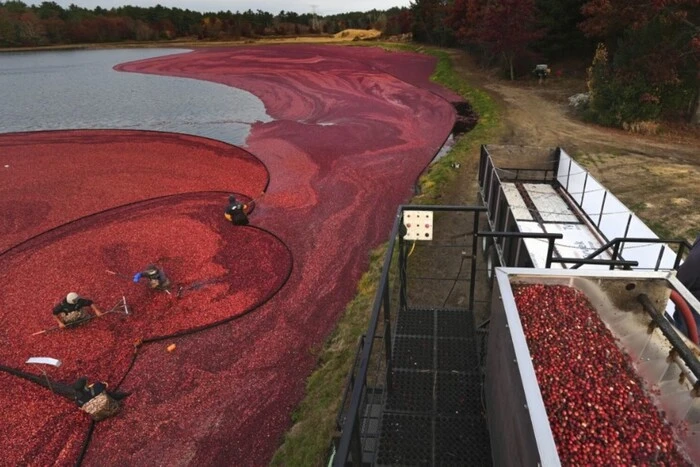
<box><xmin>270</xmin><ymin>44</ymin><xmax>500</xmax><ymax>466</ymax></box>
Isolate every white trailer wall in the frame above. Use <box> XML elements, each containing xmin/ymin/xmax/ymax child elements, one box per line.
<box><xmin>557</xmin><ymin>150</ymin><xmax>678</xmax><ymax>270</ymax></box>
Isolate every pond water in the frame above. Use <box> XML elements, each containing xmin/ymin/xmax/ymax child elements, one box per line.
<box><xmin>0</xmin><ymin>48</ymin><xmax>271</xmax><ymax>145</ymax></box>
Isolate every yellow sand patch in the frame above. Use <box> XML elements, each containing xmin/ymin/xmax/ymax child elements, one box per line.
<box><xmin>672</xmin><ymin>198</ymin><xmax>692</xmax><ymax>206</ymax></box>
<box><xmin>647</xmin><ymin>165</ymin><xmax>691</xmax><ymax>177</ymax></box>
<box><xmin>333</xmin><ymin>29</ymin><xmax>382</xmax><ymax>41</ymax></box>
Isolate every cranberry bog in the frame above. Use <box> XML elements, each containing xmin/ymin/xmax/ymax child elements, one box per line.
<box><xmin>486</xmin><ymin>268</ymin><xmax>700</xmax><ymax>465</ymax></box>
<box><xmin>0</xmin><ymin>46</ymin><xmax>459</xmax><ymax>465</ymax></box>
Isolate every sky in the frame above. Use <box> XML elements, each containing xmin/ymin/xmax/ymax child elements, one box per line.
<box><xmin>48</xmin><ymin>0</ymin><xmax>413</xmax><ymax>15</ymax></box>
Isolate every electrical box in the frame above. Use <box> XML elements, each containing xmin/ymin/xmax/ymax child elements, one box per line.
<box><xmin>403</xmin><ymin>211</ymin><xmax>433</xmax><ymax>241</ymax></box>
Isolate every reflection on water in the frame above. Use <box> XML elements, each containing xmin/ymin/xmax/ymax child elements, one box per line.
<box><xmin>0</xmin><ymin>49</ymin><xmax>271</xmax><ymax>146</ymax></box>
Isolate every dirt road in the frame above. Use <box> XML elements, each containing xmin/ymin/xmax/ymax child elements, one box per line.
<box><xmin>450</xmin><ymin>51</ymin><xmax>700</xmax><ymax>242</ymax></box>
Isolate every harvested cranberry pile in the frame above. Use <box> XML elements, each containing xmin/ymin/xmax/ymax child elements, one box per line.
<box><xmin>0</xmin><ymin>130</ymin><xmax>268</xmax><ymax>253</ymax></box>
<box><xmin>0</xmin><ymin>196</ymin><xmax>292</xmax><ymax>382</ymax></box>
<box><xmin>514</xmin><ymin>284</ymin><xmax>690</xmax><ymax>465</ymax></box>
<box><xmin>0</xmin><ymin>372</ymin><xmax>88</xmax><ymax>466</ymax></box>
<box><xmin>2</xmin><ymin>45</ymin><xmax>457</xmax><ymax>465</ymax></box>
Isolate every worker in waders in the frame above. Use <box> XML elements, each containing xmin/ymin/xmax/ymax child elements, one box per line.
<box><xmin>53</xmin><ymin>292</ymin><xmax>102</xmax><ymax>328</ymax></box>
<box><xmin>674</xmin><ymin>235</ymin><xmax>700</xmax><ymax>339</ymax></box>
<box><xmin>73</xmin><ymin>376</ymin><xmax>129</xmax><ymax>421</ymax></box>
<box><xmin>133</xmin><ymin>264</ymin><xmax>171</xmax><ymax>291</ymax></box>
<box><xmin>224</xmin><ymin>195</ymin><xmax>251</xmax><ymax>226</ymax></box>
<box><xmin>73</xmin><ymin>377</ymin><xmax>128</xmax><ymax>406</ymax></box>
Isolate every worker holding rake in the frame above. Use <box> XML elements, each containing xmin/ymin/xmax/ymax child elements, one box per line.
<box><xmin>52</xmin><ymin>292</ymin><xmax>102</xmax><ymax>328</ymax></box>
<box><xmin>35</xmin><ymin>295</ymin><xmax>128</xmax><ymax>336</ymax></box>
<box><xmin>133</xmin><ymin>264</ymin><xmax>171</xmax><ymax>292</ymax></box>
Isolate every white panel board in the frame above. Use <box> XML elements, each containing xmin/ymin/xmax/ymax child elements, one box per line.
<box><xmin>543</xmin><ymin>223</ymin><xmax>610</xmax><ymax>270</ymax></box>
<box><xmin>580</xmin><ymin>176</ymin><xmax>606</xmax><ymax>223</ymax></box>
<box><xmin>502</xmin><ymin>183</ymin><xmax>534</xmax><ymax>220</ymax></box>
<box><xmin>26</xmin><ymin>357</ymin><xmax>62</xmax><ymax>367</ymax></box>
<box><xmin>596</xmin><ymin>194</ymin><xmax>630</xmax><ymax>240</ymax></box>
<box><xmin>565</xmin><ymin>159</ymin><xmax>588</xmax><ymax>205</ymax></box>
<box><xmin>517</xmin><ymin>221</ymin><xmax>563</xmax><ymax>269</ymax></box>
<box><xmin>403</xmin><ymin>210</ymin><xmax>433</xmax><ymax>241</ymax></box>
<box><xmin>557</xmin><ymin>150</ymin><xmax>573</xmax><ymax>183</ymax></box>
<box><xmin>619</xmin><ymin>217</ymin><xmax>674</xmax><ymax>270</ymax></box>
<box><xmin>523</xmin><ymin>184</ymin><xmax>579</xmax><ymax>223</ymax></box>
<box><xmin>539</xmin><ymin>149</ymin><xmax>679</xmax><ymax>272</ymax></box>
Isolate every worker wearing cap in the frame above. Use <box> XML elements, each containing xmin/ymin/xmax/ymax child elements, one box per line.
<box><xmin>133</xmin><ymin>264</ymin><xmax>170</xmax><ymax>291</ymax></box>
<box><xmin>224</xmin><ymin>194</ymin><xmax>250</xmax><ymax>226</ymax></box>
<box><xmin>53</xmin><ymin>292</ymin><xmax>102</xmax><ymax>328</ymax></box>
<box><xmin>674</xmin><ymin>235</ymin><xmax>700</xmax><ymax>337</ymax></box>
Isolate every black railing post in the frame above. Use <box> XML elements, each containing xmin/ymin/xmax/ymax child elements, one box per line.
<box><xmin>597</xmin><ymin>191</ymin><xmax>607</xmax><ymax>229</ymax></box>
<box><xmin>674</xmin><ymin>242</ymin><xmax>688</xmax><ymax>270</ymax></box>
<box><xmin>469</xmin><ymin>211</ymin><xmax>480</xmax><ymax>312</ymax></box>
<box><xmin>580</xmin><ymin>172</ymin><xmax>589</xmax><ymax>205</ymax></box>
<box><xmin>398</xmin><ymin>221</ymin><xmax>407</xmax><ymax>313</ymax></box>
<box><xmin>610</xmin><ymin>241</ymin><xmax>621</xmax><ymax>270</ymax></box>
<box><xmin>654</xmin><ymin>245</ymin><xmax>665</xmax><ymax>271</ymax></box>
<box><xmin>478</xmin><ymin>145</ymin><xmax>487</xmax><ymax>186</ymax></box>
<box><xmin>545</xmin><ymin>238</ymin><xmax>556</xmax><ymax>268</ymax></box>
<box><xmin>552</xmin><ymin>147</ymin><xmax>562</xmax><ymax>179</ymax></box>
<box><xmin>349</xmin><ymin>416</ymin><xmax>363</xmax><ymax>466</ymax></box>
<box><xmin>383</xmin><ymin>280</ymin><xmax>393</xmax><ymax>394</ymax></box>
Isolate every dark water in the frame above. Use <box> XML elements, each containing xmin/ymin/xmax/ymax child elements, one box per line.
<box><xmin>0</xmin><ymin>49</ymin><xmax>271</xmax><ymax>145</ymax></box>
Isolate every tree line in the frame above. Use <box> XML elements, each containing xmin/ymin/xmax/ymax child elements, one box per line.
<box><xmin>411</xmin><ymin>0</ymin><xmax>699</xmax><ymax>125</ymax></box>
<box><xmin>1</xmin><ymin>0</ymin><xmax>697</xmax><ymax>124</ymax></box>
<box><xmin>0</xmin><ymin>1</ymin><xmax>411</xmax><ymax>45</ymax></box>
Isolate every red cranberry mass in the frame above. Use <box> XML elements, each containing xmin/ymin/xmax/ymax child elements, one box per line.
<box><xmin>514</xmin><ymin>284</ymin><xmax>691</xmax><ymax>465</ymax></box>
<box><xmin>0</xmin><ymin>45</ymin><xmax>459</xmax><ymax>464</ymax></box>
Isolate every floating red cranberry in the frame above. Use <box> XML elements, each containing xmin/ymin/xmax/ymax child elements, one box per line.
<box><xmin>1</xmin><ymin>45</ymin><xmax>459</xmax><ymax>465</ymax></box>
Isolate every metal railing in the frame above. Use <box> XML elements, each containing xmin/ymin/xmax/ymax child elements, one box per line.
<box><xmin>333</xmin><ymin>203</ymin><xmax>660</xmax><ymax>465</ymax></box>
<box><xmin>571</xmin><ymin>237</ymin><xmax>692</xmax><ymax>271</ymax></box>
<box><xmin>333</xmin><ymin>204</ymin><xmax>487</xmax><ymax>466</ymax></box>
<box><xmin>478</xmin><ymin>145</ymin><xmax>690</xmax><ymax>273</ymax></box>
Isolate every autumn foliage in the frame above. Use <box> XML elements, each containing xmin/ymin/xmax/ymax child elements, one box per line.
<box><xmin>0</xmin><ymin>1</ymin><xmax>412</xmax><ymax>46</ymax></box>
<box><xmin>477</xmin><ymin>0</ymin><xmax>542</xmax><ymax>80</ymax></box>
<box><xmin>411</xmin><ymin>0</ymin><xmax>699</xmax><ymax>122</ymax></box>
<box><xmin>581</xmin><ymin>0</ymin><xmax>699</xmax><ymax>124</ymax></box>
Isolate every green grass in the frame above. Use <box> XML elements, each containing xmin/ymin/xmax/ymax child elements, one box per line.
<box><xmin>416</xmin><ymin>49</ymin><xmax>499</xmax><ymax>203</ymax></box>
<box><xmin>270</xmin><ymin>44</ymin><xmax>501</xmax><ymax>466</ymax></box>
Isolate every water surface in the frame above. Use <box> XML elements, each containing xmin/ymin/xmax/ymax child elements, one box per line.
<box><xmin>0</xmin><ymin>49</ymin><xmax>271</xmax><ymax>145</ymax></box>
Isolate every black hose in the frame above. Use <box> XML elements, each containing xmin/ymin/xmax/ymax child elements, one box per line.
<box><xmin>442</xmin><ymin>253</ymin><xmax>467</xmax><ymax>308</ymax></box>
<box><xmin>75</xmin><ymin>421</ymin><xmax>95</xmax><ymax>467</ymax></box>
<box><xmin>1</xmin><ymin>190</ymin><xmax>259</xmax><ymax>259</ymax></box>
<box><xmin>0</xmin><ymin>364</ymin><xmax>76</xmax><ymax>400</ymax></box>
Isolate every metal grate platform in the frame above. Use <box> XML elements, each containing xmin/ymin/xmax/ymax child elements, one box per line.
<box><xmin>392</xmin><ymin>336</ymin><xmax>434</xmax><ymax>370</ymax></box>
<box><xmin>376</xmin><ymin>308</ymin><xmax>491</xmax><ymax>465</ymax></box>
<box><xmin>435</xmin><ymin>415</ymin><xmax>491</xmax><ymax>464</ymax></box>
<box><xmin>437</xmin><ymin>338</ymin><xmax>479</xmax><ymax>371</ymax></box>
<box><xmin>376</xmin><ymin>413</ymin><xmax>432</xmax><ymax>465</ymax></box>
<box><xmin>396</xmin><ymin>308</ymin><xmax>435</xmax><ymax>337</ymax></box>
<box><xmin>386</xmin><ymin>369</ymin><xmax>433</xmax><ymax>413</ymax></box>
<box><xmin>436</xmin><ymin>371</ymin><xmax>482</xmax><ymax>416</ymax></box>
<box><xmin>436</xmin><ymin>309</ymin><xmax>475</xmax><ymax>338</ymax></box>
